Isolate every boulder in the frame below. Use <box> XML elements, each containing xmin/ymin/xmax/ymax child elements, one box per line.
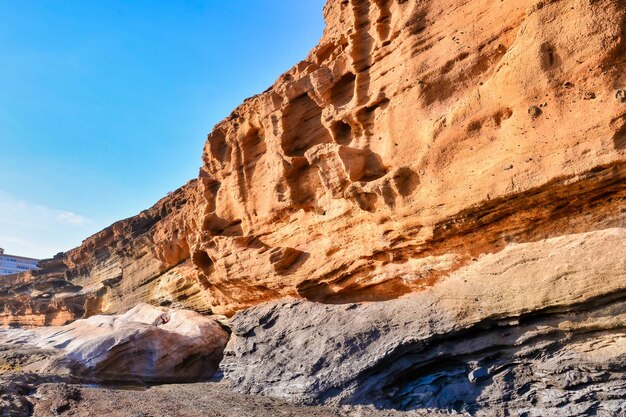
<box><xmin>0</xmin><ymin>304</ymin><xmax>229</xmax><ymax>383</ymax></box>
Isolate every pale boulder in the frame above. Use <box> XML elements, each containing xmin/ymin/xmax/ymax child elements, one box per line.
<box><xmin>2</xmin><ymin>304</ymin><xmax>229</xmax><ymax>383</ymax></box>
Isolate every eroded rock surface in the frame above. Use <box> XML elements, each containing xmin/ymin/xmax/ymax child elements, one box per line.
<box><xmin>1</xmin><ymin>0</ymin><xmax>625</xmax><ymax>414</ymax></box>
<box><xmin>0</xmin><ymin>304</ymin><xmax>228</xmax><ymax>383</ymax></box>
<box><xmin>1</xmin><ymin>0</ymin><xmax>625</xmax><ymax>324</ymax></box>
<box><xmin>222</xmin><ymin>229</ymin><xmax>626</xmax><ymax>415</ymax></box>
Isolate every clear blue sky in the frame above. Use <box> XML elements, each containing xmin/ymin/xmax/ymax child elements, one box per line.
<box><xmin>0</xmin><ymin>0</ymin><xmax>326</xmax><ymax>259</ymax></box>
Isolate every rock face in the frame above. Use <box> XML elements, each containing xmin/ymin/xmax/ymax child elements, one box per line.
<box><xmin>0</xmin><ymin>0</ymin><xmax>625</xmax><ymax>415</ymax></box>
<box><xmin>222</xmin><ymin>228</ymin><xmax>626</xmax><ymax>415</ymax></box>
<box><xmin>1</xmin><ymin>0</ymin><xmax>625</xmax><ymax>324</ymax></box>
<box><xmin>0</xmin><ymin>304</ymin><xmax>229</xmax><ymax>383</ymax></box>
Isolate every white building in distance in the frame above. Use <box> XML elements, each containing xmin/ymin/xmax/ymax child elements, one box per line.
<box><xmin>0</xmin><ymin>247</ymin><xmax>40</xmax><ymax>276</ymax></box>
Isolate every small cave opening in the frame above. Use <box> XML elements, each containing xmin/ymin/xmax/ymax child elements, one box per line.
<box><xmin>331</xmin><ymin>120</ymin><xmax>353</xmax><ymax>145</ymax></box>
<box><xmin>192</xmin><ymin>250</ymin><xmax>214</xmax><ymax>278</ymax></box>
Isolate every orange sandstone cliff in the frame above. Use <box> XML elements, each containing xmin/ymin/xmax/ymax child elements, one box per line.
<box><xmin>2</xmin><ymin>0</ymin><xmax>625</xmax><ymax>326</ymax></box>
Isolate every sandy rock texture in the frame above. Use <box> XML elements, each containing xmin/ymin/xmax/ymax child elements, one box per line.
<box><xmin>222</xmin><ymin>228</ymin><xmax>626</xmax><ymax>415</ymax></box>
<box><xmin>0</xmin><ymin>304</ymin><xmax>228</xmax><ymax>383</ymax></box>
<box><xmin>1</xmin><ymin>0</ymin><xmax>625</xmax><ymax>324</ymax></box>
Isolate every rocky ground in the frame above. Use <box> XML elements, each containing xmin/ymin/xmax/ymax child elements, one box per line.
<box><xmin>1</xmin><ymin>375</ymin><xmax>460</xmax><ymax>417</ymax></box>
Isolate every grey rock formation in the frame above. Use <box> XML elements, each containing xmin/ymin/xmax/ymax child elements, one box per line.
<box><xmin>222</xmin><ymin>228</ymin><xmax>626</xmax><ymax>416</ymax></box>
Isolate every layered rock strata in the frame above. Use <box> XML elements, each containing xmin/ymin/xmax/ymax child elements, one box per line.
<box><xmin>222</xmin><ymin>228</ymin><xmax>626</xmax><ymax>415</ymax></box>
<box><xmin>2</xmin><ymin>0</ymin><xmax>625</xmax><ymax>325</ymax></box>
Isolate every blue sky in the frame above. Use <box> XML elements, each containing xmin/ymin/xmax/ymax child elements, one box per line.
<box><xmin>0</xmin><ymin>0</ymin><xmax>326</xmax><ymax>259</ymax></box>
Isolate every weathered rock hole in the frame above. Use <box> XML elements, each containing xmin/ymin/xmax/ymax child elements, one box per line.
<box><xmin>208</xmin><ymin>130</ymin><xmax>230</xmax><ymax>163</ymax></box>
<box><xmin>192</xmin><ymin>251</ymin><xmax>214</xmax><ymax>289</ymax></box>
<box><xmin>200</xmin><ymin>178</ymin><xmax>221</xmax><ymax>213</ymax></box>
<box><xmin>466</xmin><ymin>120</ymin><xmax>482</xmax><ymax>133</ymax></box>
<box><xmin>331</xmin><ymin>120</ymin><xmax>353</xmax><ymax>145</ymax></box>
<box><xmin>547</xmin><ymin>48</ymin><xmax>555</xmax><ymax>66</ymax></box>
<box><xmin>285</xmin><ymin>158</ymin><xmax>322</xmax><ymax>212</ymax></box>
<box><xmin>269</xmin><ymin>247</ymin><xmax>309</xmax><ymax>275</ymax></box>
<box><xmin>339</xmin><ymin>147</ymin><xmax>388</xmax><ymax>182</ymax></box>
<box><xmin>345</xmin><ymin>186</ymin><xmax>379</xmax><ymax>212</ymax></box>
<box><xmin>365</xmin><ymin>97</ymin><xmax>391</xmax><ymax>114</ymax></box>
<box><xmin>239</xmin><ymin>127</ymin><xmax>267</xmax><ymax>193</ymax></box>
<box><xmin>493</xmin><ymin>108</ymin><xmax>513</xmax><ymax>127</ymax></box>
<box><xmin>242</xmin><ymin>127</ymin><xmax>266</xmax><ymax>164</ymax></box>
<box><xmin>374</xmin><ymin>0</ymin><xmax>392</xmax><ymax>41</ymax></box>
<box><xmin>281</xmin><ymin>93</ymin><xmax>333</xmax><ymax>157</ymax></box>
<box><xmin>393</xmin><ymin>167</ymin><xmax>420</xmax><ymax>197</ymax></box>
<box><xmin>528</xmin><ymin>105</ymin><xmax>542</xmax><ymax>119</ymax></box>
<box><xmin>316</xmin><ymin>42</ymin><xmax>339</xmax><ymax>63</ymax></box>
<box><xmin>613</xmin><ymin>122</ymin><xmax>626</xmax><ymax>150</ymax></box>
<box><xmin>541</xmin><ymin>43</ymin><xmax>559</xmax><ymax>68</ymax></box>
<box><xmin>357</xmin><ymin>98</ymin><xmax>391</xmax><ymax>134</ymax></box>
<box><xmin>203</xmin><ymin>214</ymin><xmax>243</xmax><ymax>237</ymax></box>
<box><xmin>380</xmin><ymin>182</ymin><xmax>398</xmax><ymax>207</ymax></box>
<box><xmin>269</xmin><ymin>92</ymin><xmax>283</xmax><ymax>109</ymax></box>
<box><xmin>193</xmin><ymin>251</ymin><xmax>213</xmax><ymax>271</ymax></box>
<box><xmin>331</xmin><ymin>72</ymin><xmax>356</xmax><ymax>107</ymax></box>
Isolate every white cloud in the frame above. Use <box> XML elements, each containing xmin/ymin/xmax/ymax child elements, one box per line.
<box><xmin>0</xmin><ymin>191</ymin><xmax>95</xmax><ymax>259</ymax></box>
<box><xmin>56</xmin><ymin>210</ymin><xmax>90</xmax><ymax>225</ymax></box>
